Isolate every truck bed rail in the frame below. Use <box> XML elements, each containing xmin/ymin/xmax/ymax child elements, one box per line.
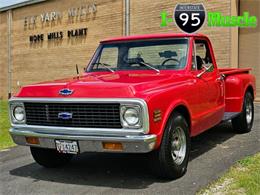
<box><xmin>219</xmin><ymin>68</ymin><xmax>251</xmax><ymax>76</ymax></box>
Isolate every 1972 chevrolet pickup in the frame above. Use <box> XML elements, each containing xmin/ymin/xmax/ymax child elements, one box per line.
<box><xmin>9</xmin><ymin>34</ymin><xmax>256</xmax><ymax>179</ymax></box>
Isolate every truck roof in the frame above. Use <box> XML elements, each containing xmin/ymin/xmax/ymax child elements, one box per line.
<box><xmin>101</xmin><ymin>33</ymin><xmax>208</xmax><ymax>43</ymax></box>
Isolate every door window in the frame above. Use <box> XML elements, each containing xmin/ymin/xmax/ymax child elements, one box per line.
<box><xmin>194</xmin><ymin>39</ymin><xmax>214</xmax><ymax>71</ymax></box>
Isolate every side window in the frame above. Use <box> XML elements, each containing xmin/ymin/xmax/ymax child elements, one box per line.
<box><xmin>99</xmin><ymin>47</ymin><xmax>118</xmax><ymax>68</ymax></box>
<box><xmin>194</xmin><ymin>40</ymin><xmax>213</xmax><ymax>71</ymax></box>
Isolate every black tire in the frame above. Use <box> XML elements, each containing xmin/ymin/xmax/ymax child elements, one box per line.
<box><xmin>232</xmin><ymin>92</ymin><xmax>254</xmax><ymax>133</ymax></box>
<box><xmin>150</xmin><ymin>112</ymin><xmax>191</xmax><ymax>179</ymax></box>
<box><xmin>30</xmin><ymin>147</ymin><xmax>73</xmax><ymax>168</ymax></box>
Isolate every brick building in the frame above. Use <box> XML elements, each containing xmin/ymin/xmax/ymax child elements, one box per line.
<box><xmin>0</xmin><ymin>0</ymin><xmax>259</xmax><ymax>100</ymax></box>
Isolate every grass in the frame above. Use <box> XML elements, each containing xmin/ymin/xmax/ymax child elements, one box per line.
<box><xmin>0</xmin><ymin>101</ymin><xmax>15</xmax><ymax>149</ymax></box>
<box><xmin>198</xmin><ymin>153</ymin><xmax>260</xmax><ymax>195</ymax></box>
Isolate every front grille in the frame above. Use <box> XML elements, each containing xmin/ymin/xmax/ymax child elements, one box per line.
<box><xmin>24</xmin><ymin>102</ymin><xmax>122</xmax><ymax>128</ymax></box>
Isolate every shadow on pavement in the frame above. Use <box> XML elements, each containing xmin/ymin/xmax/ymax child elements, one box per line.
<box><xmin>9</xmin><ymin>122</ymin><xmax>236</xmax><ymax>189</ymax></box>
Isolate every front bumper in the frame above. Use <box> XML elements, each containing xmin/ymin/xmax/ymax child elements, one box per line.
<box><xmin>10</xmin><ymin>128</ymin><xmax>157</xmax><ymax>153</ymax></box>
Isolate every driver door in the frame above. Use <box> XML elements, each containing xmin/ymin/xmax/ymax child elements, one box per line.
<box><xmin>193</xmin><ymin>38</ymin><xmax>225</xmax><ymax>133</ymax></box>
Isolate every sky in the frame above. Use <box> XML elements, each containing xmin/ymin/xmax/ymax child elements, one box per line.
<box><xmin>0</xmin><ymin>0</ymin><xmax>33</xmax><ymax>9</ymax></box>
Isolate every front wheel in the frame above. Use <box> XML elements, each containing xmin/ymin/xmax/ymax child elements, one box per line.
<box><xmin>150</xmin><ymin>112</ymin><xmax>190</xmax><ymax>179</ymax></box>
<box><xmin>30</xmin><ymin>147</ymin><xmax>73</xmax><ymax>168</ymax></box>
<box><xmin>232</xmin><ymin>92</ymin><xmax>254</xmax><ymax>133</ymax></box>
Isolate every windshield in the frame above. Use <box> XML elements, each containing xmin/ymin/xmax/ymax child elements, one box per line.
<box><xmin>88</xmin><ymin>38</ymin><xmax>189</xmax><ymax>72</ymax></box>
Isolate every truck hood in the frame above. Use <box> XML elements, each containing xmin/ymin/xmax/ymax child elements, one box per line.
<box><xmin>15</xmin><ymin>71</ymin><xmax>187</xmax><ymax>98</ymax></box>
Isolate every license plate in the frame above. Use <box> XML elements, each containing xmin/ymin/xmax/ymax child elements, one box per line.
<box><xmin>55</xmin><ymin>140</ymin><xmax>79</xmax><ymax>154</ymax></box>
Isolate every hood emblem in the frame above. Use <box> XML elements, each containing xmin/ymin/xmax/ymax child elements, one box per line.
<box><xmin>59</xmin><ymin>88</ymin><xmax>74</xmax><ymax>96</ymax></box>
<box><xmin>58</xmin><ymin>112</ymin><xmax>73</xmax><ymax>120</ymax></box>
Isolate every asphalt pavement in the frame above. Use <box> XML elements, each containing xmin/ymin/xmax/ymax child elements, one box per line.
<box><xmin>0</xmin><ymin>106</ymin><xmax>259</xmax><ymax>195</ymax></box>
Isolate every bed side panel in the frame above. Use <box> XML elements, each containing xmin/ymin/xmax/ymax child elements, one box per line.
<box><xmin>224</xmin><ymin>73</ymin><xmax>256</xmax><ymax>112</ymax></box>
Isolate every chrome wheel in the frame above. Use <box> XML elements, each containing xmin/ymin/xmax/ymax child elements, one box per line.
<box><xmin>150</xmin><ymin>113</ymin><xmax>190</xmax><ymax>179</ymax></box>
<box><xmin>232</xmin><ymin>92</ymin><xmax>254</xmax><ymax>133</ymax></box>
<box><xmin>246</xmin><ymin>98</ymin><xmax>253</xmax><ymax>125</ymax></box>
<box><xmin>171</xmin><ymin>127</ymin><xmax>186</xmax><ymax>165</ymax></box>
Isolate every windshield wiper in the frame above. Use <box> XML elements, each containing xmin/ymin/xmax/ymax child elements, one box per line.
<box><xmin>93</xmin><ymin>62</ymin><xmax>115</xmax><ymax>73</ymax></box>
<box><xmin>139</xmin><ymin>61</ymin><xmax>160</xmax><ymax>73</ymax></box>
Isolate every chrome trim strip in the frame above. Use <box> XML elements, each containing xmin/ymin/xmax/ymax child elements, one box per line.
<box><xmin>9</xmin><ymin>98</ymin><xmax>150</xmax><ymax>134</ymax></box>
<box><xmin>10</xmin><ymin>128</ymin><xmax>156</xmax><ymax>141</ymax></box>
<box><xmin>9</xmin><ymin>97</ymin><xmax>148</xmax><ymax>104</ymax></box>
<box><xmin>11</xmin><ymin>125</ymin><xmax>145</xmax><ymax>136</ymax></box>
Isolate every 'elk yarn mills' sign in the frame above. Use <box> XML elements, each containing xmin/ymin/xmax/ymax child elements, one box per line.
<box><xmin>25</xmin><ymin>2</ymin><xmax>97</xmax><ymax>43</ymax></box>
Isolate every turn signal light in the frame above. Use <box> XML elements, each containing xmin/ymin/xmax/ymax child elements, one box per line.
<box><xmin>102</xmin><ymin>142</ymin><xmax>123</xmax><ymax>151</ymax></box>
<box><xmin>25</xmin><ymin>137</ymin><xmax>40</xmax><ymax>145</ymax></box>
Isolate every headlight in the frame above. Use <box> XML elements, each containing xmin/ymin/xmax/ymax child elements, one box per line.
<box><xmin>120</xmin><ymin>105</ymin><xmax>142</xmax><ymax>128</ymax></box>
<box><xmin>13</xmin><ymin>106</ymin><xmax>25</xmax><ymax>121</ymax></box>
<box><xmin>10</xmin><ymin>103</ymin><xmax>26</xmax><ymax>124</ymax></box>
<box><xmin>123</xmin><ymin>108</ymin><xmax>139</xmax><ymax>125</ymax></box>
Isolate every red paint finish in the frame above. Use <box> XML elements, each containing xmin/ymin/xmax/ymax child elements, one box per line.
<box><xmin>14</xmin><ymin>34</ymin><xmax>256</xmax><ymax>149</ymax></box>
<box><xmin>224</xmin><ymin>73</ymin><xmax>256</xmax><ymax>112</ymax></box>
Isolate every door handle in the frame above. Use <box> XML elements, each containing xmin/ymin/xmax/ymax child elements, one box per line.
<box><xmin>216</xmin><ymin>74</ymin><xmax>225</xmax><ymax>82</ymax></box>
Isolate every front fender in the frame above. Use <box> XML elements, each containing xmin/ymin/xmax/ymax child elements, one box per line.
<box><xmin>147</xmin><ymin>97</ymin><xmax>191</xmax><ymax>149</ymax></box>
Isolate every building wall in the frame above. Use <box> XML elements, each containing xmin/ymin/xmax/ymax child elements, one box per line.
<box><xmin>0</xmin><ymin>0</ymin><xmax>247</xmax><ymax>100</ymax></box>
<box><xmin>0</xmin><ymin>0</ymin><xmax>124</xmax><ymax>99</ymax></box>
<box><xmin>130</xmin><ymin>0</ymin><xmax>232</xmax><ymax>69</ymax></box>
<box><xmin>239</xmin><ymin>0</ymin><xmax>260</xmax><ymax>100</ymax></box>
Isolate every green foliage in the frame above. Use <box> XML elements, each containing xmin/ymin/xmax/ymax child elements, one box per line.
<box><xmin>198</xmin><ymin>153</ymin><xmax>260</xmax><ymax>195</ymax></box>
<box><xmin>0</xmin><ymin>101</ymin><xmax>15</xmax><ymax>149</ymax></box>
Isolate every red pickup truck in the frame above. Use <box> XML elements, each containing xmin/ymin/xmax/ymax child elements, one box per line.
<box><xmin>9</xmin><ymin>33</ymin><xmax>256</xmax><ymax>179</ymax></box>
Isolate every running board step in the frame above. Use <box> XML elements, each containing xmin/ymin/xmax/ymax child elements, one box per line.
<box><xmin>222</xmin><ymin>112</ymin><xmax>240</xmax><ymax>121</ymax></box>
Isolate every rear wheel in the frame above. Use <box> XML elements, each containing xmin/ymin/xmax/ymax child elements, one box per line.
<box><xmin>30</xmin><ymin>147</ymin><xmax>73</xmax><ymax>168</ymax></box>
<box><xmin>232</xmin><ymin>92</ymin><xmax>254</xmax><ymax>133</ymax></box>
<box><xmin>150</xmin><ymin>112</ymin><xmax>190</xmax><ymax>179</ymax></box>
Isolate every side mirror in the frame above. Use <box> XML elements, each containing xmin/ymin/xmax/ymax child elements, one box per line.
<box><xmin>196</xmin><ymin>64</ymin><xmax>213</xmax><ymax>78</ymax></box>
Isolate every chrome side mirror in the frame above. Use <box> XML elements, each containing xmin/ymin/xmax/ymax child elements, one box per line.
<box><xmin>197</xmin><ymin>64</ymin><xmax>213</xmax><ymax>78</ymax></box>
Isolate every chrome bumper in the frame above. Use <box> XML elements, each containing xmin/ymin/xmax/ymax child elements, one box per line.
<box><xmin>9</xmin><ymin>128</ymin><xmax>157</xmax><ymax>153</ymax></box>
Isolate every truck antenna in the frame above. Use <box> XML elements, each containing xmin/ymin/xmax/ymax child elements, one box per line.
<box><xmin>76</xmin><ymin>64</ymin><xmax>79</xmax><ymax>79</ymax></box>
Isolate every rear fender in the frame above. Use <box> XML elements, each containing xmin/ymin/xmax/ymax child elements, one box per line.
<box><xmin>225</xmin><ymin>74</ymin><xmax>255</xmax><ymax>112</ymax></box>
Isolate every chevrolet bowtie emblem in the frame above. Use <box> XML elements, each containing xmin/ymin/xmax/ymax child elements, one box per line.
<box><xmin>59</xmin><ymin>88</ymin><xmax>74</xmax><ymax>96</ymax></box>
<box><xmin>58</xmin><ymin>112</ymin><xmax>73</xmax><ymax>120</ymax></box>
